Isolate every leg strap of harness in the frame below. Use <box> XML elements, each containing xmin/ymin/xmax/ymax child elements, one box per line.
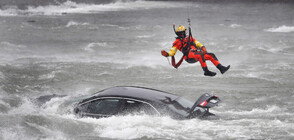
<box><xmin>172</xmin><ymin>55</ymin><xmax>185</xmax><ymax>69</ymax></box>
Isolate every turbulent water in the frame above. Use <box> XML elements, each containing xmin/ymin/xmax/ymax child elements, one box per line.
<box><xmin>0</xmin><ymin>0</ymin><xmax>294</xmax><ymax>139</ymax></box>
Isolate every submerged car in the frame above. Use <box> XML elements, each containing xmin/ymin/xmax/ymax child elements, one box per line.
<box><xmin>73</xmin><ymin>86</ymin><xmax>221</xmax><ymax>120</ymax></box>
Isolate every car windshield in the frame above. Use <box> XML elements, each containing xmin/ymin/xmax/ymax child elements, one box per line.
<box><xmin>164</xmin><ymin>96</ymin><xmax>194</xmax><ymax>116</ymax></box>
<box><xmin>175</xmin><ymin>97</ymin><xmax>194</xmax><ymax>109</ymax></box>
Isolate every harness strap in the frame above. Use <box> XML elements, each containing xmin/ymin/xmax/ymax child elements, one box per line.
<box><xmin>172</xmin><ymin>55</ymin><xmax>185</xmax><ymax>69</ymax></box>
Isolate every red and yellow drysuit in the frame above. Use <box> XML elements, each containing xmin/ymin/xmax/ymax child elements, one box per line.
<box><xmin>167</xmin><ymin>36</ymin><xmax>220</xmax><ymax>68</ymax></box>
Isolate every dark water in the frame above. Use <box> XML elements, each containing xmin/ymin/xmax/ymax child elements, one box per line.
<box><xmin>0</xmin><ymin>0</ymin><xmax>294</xmax><ymax>139</ymax></box>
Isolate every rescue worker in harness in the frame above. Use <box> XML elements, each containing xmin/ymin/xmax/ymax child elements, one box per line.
<box><xmin>161</xmin><ymin>25</ymin><xmax>230</xmax><ymax>77</ymax></box>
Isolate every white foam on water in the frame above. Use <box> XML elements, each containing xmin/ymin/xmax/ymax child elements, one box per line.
<box><xmin>65</xmin><ymin>21</ymin><xmax>89</xmax><ymax>27</ymax></box>
<box><xmin>265</xmin><ymin>63</ymin><xmax>293</xmax><ymax>70</ymax></box>
<box><xmin>225</xmin><ymin>43</ymin><xmax>286</xmax><ymax>54</ymax></box>
<box><xmin>23</xmin><ymin>122</ymin><xmax>68</xmax><ymax>140</ymax></box>
<box><xmin>62</xmin><ymin>20</ymin><xmax>100</xmax><ymax>30</ymax></box>
<box><xmin>2</xmin><ymin>93</ymin><xmax>293</xmax><ymax>140</ymax></box>
<box><xmin>0</xmin><ymin>42</ymin><xmax>31</xmax><ymax>64</ymax></box>
<box><xmin>0</xmin><ymin>1</ymin><xmax>186</xmax><ymax>16</ymax></box>
<box><xmin>136</xmin><ymin>34</ymin><xmax>155</xmax><ymax>39</ymax></box>
<box><xmin>0</xmin><ymin>41</ymin><xmax>27</xmax><ymax>50</ymax></box>
<box><xmin>0</xmin><ymin>126</ymin><xmax>27</xmax><ymax>140</ymax></box>
<box><xmin>7</xmin><ymin>97</ymin><xmax>38</xmax><ymax>115</ymax></box>
<box><xmin>38</xmin><ymin>71</ymin><xmax>58</xmax><ymax>80</ymax></box>
<box><xmin>41</xmin><ymin>96</ymin><xmax>71</xmax><ymax>114</ymax></box>
<box><xmin>219</xmin><ymin>105</ymin><xmax>287</xmax><ymax>116</ymax></box>
<box><xmin>265</xmin><ymin>25</ymin><xmax>294</xmax><ymax>33</ymax></box>
<box><xmin>73</xmin><ymin>115</ymin><xmax>210</xmax><ymax>139</ymax></box>
<box><xmin>246</xmin><ymin>71</ymin><xmax>262</xmax><ymax>78</ymax></box>
<box><xmin>256</xmin><ymin>45</ymin><xmax>284</xmax><ymax>53</ymax></box>
<box><xmin>84</xmin><ymin>42</ymin><xmax>110</xmax><ymax>52</ymax></box>
<box><xmin>0</xmin><ymin>7</ymin><xmax>19</xmax><ymax>16</ymax></box>
<box><xmin>68</xmin><ymin>112</ymin><xmax>293</xmax><ymax>139</ymax></box>
<box><xmin>230</xmin><ymin>24</ymin><xmax>242</xmax><ymax>28</ymax></box>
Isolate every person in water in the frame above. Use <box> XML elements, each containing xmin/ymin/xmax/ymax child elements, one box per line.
<box><xmin>161</xmin><ymin>25</ymin><xmax>230</xmax><ymax>76</ymax></box>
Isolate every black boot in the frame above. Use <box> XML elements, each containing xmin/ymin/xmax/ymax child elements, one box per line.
<box><xmin>217</xmin><ymin>64</ymin><xmax>230</xmax><ymax>74</ymax></box>
<box><xmin>202</xmin><ymin>67</ymin><xmax>216</xmax><ymax>77</ymax></box>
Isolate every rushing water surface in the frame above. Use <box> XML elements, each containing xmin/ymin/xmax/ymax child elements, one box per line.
<box><xmin>0</xmin><ymin>0</ymin><xmax>294</xmax><ymax>139</ymax></box>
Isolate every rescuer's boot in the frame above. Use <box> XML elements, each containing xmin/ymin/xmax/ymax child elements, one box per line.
<box><xmin>217</xmin><ymin>64</ymin><xmax>230</xmax><ymax>74</ymax></box>
<box><xmin>203</xmin><ymin>67</ymin><xmax>216</xmax><ymax>77</ymax></box>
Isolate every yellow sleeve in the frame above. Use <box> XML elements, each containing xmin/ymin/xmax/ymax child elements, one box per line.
<box><xmin>168</xmin><ymin>46</ymin><xmax>177</xmax><ymax>56</ymax></box>
<box><xmin>194</xmin><ymin>40</ymin><xmax>203</xmax><ymax>49</ymax></box>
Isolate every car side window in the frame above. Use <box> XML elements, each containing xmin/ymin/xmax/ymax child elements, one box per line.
<box><xmin>122</xmin><ymin>100</ymin><xmax>158</xmax><ymax>115</ymax></box>
<box><xmin>82</xmin><ymin>98</ymin><xmax>120</xmax><ymax>115</ymax></box>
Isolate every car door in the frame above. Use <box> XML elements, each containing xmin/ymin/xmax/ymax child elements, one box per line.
<box><xmin>78</xmin><ymin>98</ymin><xmax>123</xmax><ymax>118</ymax></box>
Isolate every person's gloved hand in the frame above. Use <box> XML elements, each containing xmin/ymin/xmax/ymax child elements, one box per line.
<box><xmin>161</xmin><ymin>50</ymin><xmax>169</xmax><ymax>57</ymax></box>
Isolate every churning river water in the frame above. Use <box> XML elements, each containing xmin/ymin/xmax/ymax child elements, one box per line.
<box><xmin>0</xmin><ymin>0</ymin><xmax>294</xmax><ymax>139</ymax></box>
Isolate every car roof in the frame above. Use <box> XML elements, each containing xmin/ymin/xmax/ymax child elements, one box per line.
<box><xmin>88</xmin><ymin>86</ymin><xmax>179</xmax><ymax>103</ymax></box>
